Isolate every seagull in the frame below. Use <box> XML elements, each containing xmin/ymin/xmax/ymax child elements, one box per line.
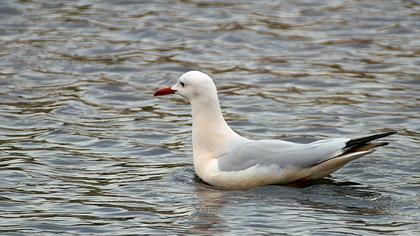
<box><xmin>154</xmin><ymin>71</ymin><xmax>396</xmax><ymax>190</ymax></box>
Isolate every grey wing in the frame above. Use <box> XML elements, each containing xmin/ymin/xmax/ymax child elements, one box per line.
<box><xmin>218</xmin><ymin>138</ymin><xmax>350</xmax><ymax>172</ymax></box>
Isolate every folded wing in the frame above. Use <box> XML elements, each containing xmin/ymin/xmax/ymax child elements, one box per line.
<box><xmin>218</xmin><ymin>138</ymin><xmax>350</xmax><ymax>172</ymax></box>
<box><xmin>218</xmin><ymin>131</ymin><xmax>396</xmax><ymax>172</ymax></box>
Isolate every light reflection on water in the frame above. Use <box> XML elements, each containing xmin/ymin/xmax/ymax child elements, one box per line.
<box><xmin>0</xmin><ymin>0</ymin><xmax>419</xmax><ymax>235</ymax></box>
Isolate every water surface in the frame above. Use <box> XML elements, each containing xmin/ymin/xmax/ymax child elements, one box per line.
<box><xmin>0</xmin><ymin>0</ymin><xmax>419</xmax><ymax>235</ymax></box>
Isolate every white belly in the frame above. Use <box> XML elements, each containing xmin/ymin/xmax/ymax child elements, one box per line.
<box><xmin>197</xmin><ymin>159</ymin><xmax>309</xmax><ymax>190</ymax></box>
<box><xmin>196</xmin><ymin>150</ymin><xmax>372</xmax><ymax>190</ymax></box>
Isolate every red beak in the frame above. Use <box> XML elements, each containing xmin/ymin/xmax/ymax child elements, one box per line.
<box><xmin>154</xmin><ymin>86</ymin><xmax>176</xmax><ymax>96</ymax></box>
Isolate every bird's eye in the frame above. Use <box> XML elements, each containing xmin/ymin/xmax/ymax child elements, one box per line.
<box><xmin>180</xmin><ymin>82</ymin><xmax>185</xmax><ymax>87</ymax></box>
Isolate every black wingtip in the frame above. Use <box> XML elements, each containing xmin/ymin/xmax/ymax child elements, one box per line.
<box><xmin>344</xmin><ymin>131</ymin><xmax>397</xmax><ymax>149</ymax></box>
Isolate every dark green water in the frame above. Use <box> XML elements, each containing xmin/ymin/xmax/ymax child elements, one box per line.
<box><xmin>0</xmin><ymin>0</ymin><xmax>419</xmax><ymax>235</ymax></box>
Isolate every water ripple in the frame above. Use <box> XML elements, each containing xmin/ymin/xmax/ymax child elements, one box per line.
<box><xmin>0</xmin><ymin>0</ymin><xmax>419</xmax><ymax>235</ymax></box>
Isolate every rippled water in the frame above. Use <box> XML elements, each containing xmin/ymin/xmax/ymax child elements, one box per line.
<box><xmin>0</xmin><ymin>0</ymin><xmax>419</xmax><ymax>235</ymax></box>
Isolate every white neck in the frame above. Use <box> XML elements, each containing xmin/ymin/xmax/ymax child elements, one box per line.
<box><xmin>190</xmin><ymin>94</ymin><xmax>240</xmax><ymax>173</ymax></box>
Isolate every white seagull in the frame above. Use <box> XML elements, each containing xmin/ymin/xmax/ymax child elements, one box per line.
<box><xmin>154</xmin><ymin>71</ymin><xmax>396</xmax><ymax>190</ymax></box>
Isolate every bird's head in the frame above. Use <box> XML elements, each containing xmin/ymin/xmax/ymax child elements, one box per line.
<box><xmin>154</xmin><ymin>71</ymin><xmax>217</xmax><ymax>102</ymax></box>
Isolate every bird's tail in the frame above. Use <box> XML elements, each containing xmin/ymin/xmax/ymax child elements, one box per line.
<box><xmin>344</xmin><ymin>131</ymin><xmax>396</xmax><ymax>149</ymax></box>
<box><xmin>342</xmin><ymin>131</ymin><xmax>397</xmax><ymax>154</ymax></box>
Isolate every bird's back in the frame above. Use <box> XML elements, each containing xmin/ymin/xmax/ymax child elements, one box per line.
<box><xmin>217</xmin><ymin>138</ymin><xmax>350</xmax><ymax>172</ymax></box>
